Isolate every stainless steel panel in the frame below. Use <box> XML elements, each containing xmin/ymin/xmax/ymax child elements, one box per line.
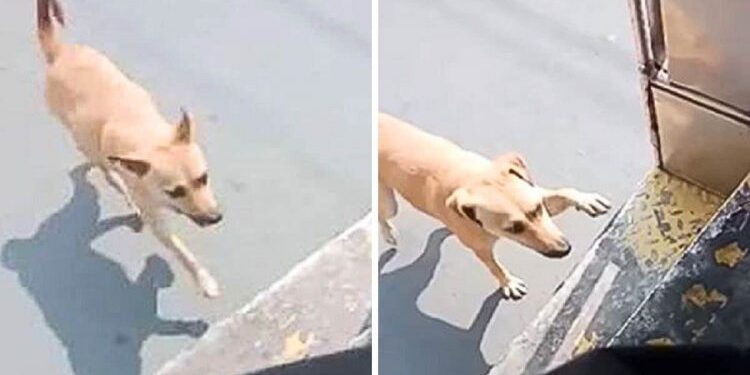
<box><xmin>627</xmin><ymin>0</ymin><xmax>663</xmax><ymax>163</ymax></box>
<box><xmin>646</xmin><ymin>0</ymin><xmax>666</xmax><ymax>67</ymax></box>
<box><xmin>656</xmin><ymin>88</ymin><xmax>750</xmax><ymax>195</ymax></box>
<box><xmin>661</xmin><ymin>0</ymin><xmax>750</xmax><ymax>111</ymax></box>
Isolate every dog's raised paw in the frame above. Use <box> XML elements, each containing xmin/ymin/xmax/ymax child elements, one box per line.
<box><xmin>197</xmin><ymin>270</ymin><xmax>221</xmax><ymax>299</ymax></box>
<box><xmin>576</xmin><ymin>193</ymin><xmax>612</xmax><ymax>217</ymax></box>
<box><xmin>501</xmin><ymin>275</ymin><xmax>527</xmax><ymax>300</ymax></box>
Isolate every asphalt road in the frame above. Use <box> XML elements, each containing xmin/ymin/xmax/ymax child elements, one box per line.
<box><xmin>379</xmin><ymin>0</ymin><xmax>651</xmax><ymax>374</ymax></box>
<box><xmin>0</xmin><ymin>1</ymin><xmax>370</xmax><ymax>374</ymax></box>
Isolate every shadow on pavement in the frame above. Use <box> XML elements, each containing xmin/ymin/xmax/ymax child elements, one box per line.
<box><xmin>2</xmin><ymin>164</ymin><xmax>208</xmax><ymax>375</ymax></box>
<box><xmin>379</xmin><ymin>228</ymin><xmax>503</xmax><ymax>375</ymax></box>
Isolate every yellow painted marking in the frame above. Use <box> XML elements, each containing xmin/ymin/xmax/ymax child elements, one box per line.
<box><xmin>682</xmin><ymin>284</ymin><xmax>728</xmax><ymax>308</ymax></box>
<box><xmin>714</xmin><ymin>242</ymin><xmax>747</xmax><ymax>268</ymax></box>
<box><xmin>280</xmin><ymin>331</ymin><xmax>315</xmax><ymax>363</ymax></box>
<box><xmin>572</xmin><ymin>332</ymin><xmax>599</xmax><ymax>357</ymax></box>
<box><xmin>646</xmin><ymin>337</ymin><xmax>675</xmax><ymax>346</ymax></box>
<box><xmin>622</xmin><ymin>171</ymin><xmax>722</xmax><ymax>271</ymax></box>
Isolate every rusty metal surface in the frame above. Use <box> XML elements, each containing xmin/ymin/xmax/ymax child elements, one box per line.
<box><xmin>626</xmin><ymin>0</ymin><xmax>663</xmax><ymax>164</ymax></box>
<box><xmin>627</xmin><ymin>0</ymin><xmax>750</xmax><ymax>197</ymax></box>
<box><xmin>655</xmin><ymin>87</ymin><xmax>750</xmax><ymax>196</ymax></box>
<box><xmin>611</xmin><ymin>177</ymin><xmax>750</xmax><ymax>346</ymax></box>
<box><xmin>660</xmin><ymin>0</ymin><xmax>750</xmax><ymax>112</ymax></box>
<box><xmin>491</xmin><ymin>169</ymin><xmax>722</xmax><ymax>375</ymax></box>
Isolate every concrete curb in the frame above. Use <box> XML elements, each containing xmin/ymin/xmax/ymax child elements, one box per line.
<box><xmin>155</xmin><ymin>214</ymin><xmax>372</xmax><ymax>375</ymax></box>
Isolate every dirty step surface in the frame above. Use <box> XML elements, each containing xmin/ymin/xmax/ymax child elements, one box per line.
<box><xmin>612</xmin><ymin>176</ymin><xmax>750</xmax><ymax>346</ymax></box>
<box><xmin>491</xmin><ymin>170</ymin><xmax>723</xmax><ymax>375</ymax></box>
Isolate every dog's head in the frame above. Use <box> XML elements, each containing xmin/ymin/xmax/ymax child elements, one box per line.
<box><xmin>445</xmin><ymin>153</ymin><xmax>570</xmax><ymax>258</ymax></box>
<box><xmin>108</xmin><ymin>110</ymin><xmax>222</xmax><ymax>227</ymax></box>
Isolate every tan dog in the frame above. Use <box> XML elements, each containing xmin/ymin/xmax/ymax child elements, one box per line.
<box><xmin>378</xmin><ymin>113</ymin><xmax>611</xmax><ymax>299</ymax></box>
<box><xmin>37</xmin><ymin>0</ymin><xmax>223</xmax><ymax>298</ymax></box>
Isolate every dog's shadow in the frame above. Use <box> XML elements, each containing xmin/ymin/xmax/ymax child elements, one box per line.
<box><xmin>379</xmin><ymin>228</ymin><xmax>503</xmax><ymax>375</ymax></box>
<box><xmin>2</xmin><ymin>164</ymin><xmax>208</xmax><ymax>375</ymax></box>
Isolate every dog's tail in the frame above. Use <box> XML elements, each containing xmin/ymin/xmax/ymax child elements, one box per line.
<box><xmin>37</xmin><ymin>0</ymin><xmax>66</xmax><ymax>64</ymax></box>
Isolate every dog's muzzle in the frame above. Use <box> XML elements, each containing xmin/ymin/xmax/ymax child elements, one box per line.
<box><xmin>544</xmin><ymin>240</ymin><xmax>572</xmax><ymax>258</ymax></box>
<box><xmin>189</xmin><ymin>212</ymin><xmax>223</xmax><ymax>227</ymax></box>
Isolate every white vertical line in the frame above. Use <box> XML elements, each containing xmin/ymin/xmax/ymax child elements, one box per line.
<box><xmin>490</xmin><ymin>247</ymin><xmax>600</xmax><ymax>375</ymax></box>
<box><xmin>546</xmin><ymin>262</ymin><xmax>621</xmax><ymax>371</ymax></box>
<box><xmin>371</xmin><ymin>0</ymin><xmax>379</xmax><ymax>372</ymax></box>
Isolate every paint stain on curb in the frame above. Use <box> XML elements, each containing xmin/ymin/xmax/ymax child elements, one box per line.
<box><xmin>278</xmin><ymin>331</ymin><xmax>315</xmax><ymax>363</ymax></box>
<box><xmin>682</xmin><ymin>284</ymin><xmax>728</xmax><ymax>309</ymax></box>
<box><xmin>714</xmin><ymin>242</ymin><xmax>746</xmax><ymax>268</ymax></box>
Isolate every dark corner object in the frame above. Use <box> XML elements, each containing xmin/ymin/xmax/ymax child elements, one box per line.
<box><xmin>545</xmin><ymin>346</ymin><xmax>750</xmax><ymax>375</ymax></box>
<box><xmin>244</xmin><ymin>345</ymin><xmax>371</xmax><ymax>375</ymax></box>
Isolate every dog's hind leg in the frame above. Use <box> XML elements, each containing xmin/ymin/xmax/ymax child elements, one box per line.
<box><xmin>378</xmin><ymin>181</ymin><xmax>399</xmax><ymax>246</ymax></box>
<box><xmin>144</xmin><ymin>212</ymin><xmax>220</xmax><ymax>298</ymax></box>
<box><xmin>542</xmin><ymin>188</ymin><xmax>611</xmax><ymax>218</ymax></box>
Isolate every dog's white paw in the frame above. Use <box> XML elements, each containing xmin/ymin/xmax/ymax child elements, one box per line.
<box><xmin>576</xmin><ymin>193</ymin><xmax>612</xmax><ymax>217</ymax></box>
<box><xmin>380</xmin><ymin>222</ymin><xmax>398</xmax><ymax>246</ymax></box>
<box><xmin>197</xmin><ymin>270</ymin><xmax>221</xmax><ymax>299</ymax></box>
<box><xmin>501</xmin><ymin>275</ymin><xmax>527</xmax><ymax>300</ymax></box>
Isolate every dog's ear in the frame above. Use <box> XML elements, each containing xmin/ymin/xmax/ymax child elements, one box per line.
<box><xmin>494</xmin><ymin>152</ymin><xmax>533</xmax><ymax>185</ymax></box>
<box><xmin>445</xmin><ymin>188</ymin><xmax>481</xmax><ymax>225</ymax></box>
<box><xmin>174</xmin><ymin>108</ymin><xmax>195</xmax><ymax>144</ymax></box>
<box><xmin>108</xmin><ymin>156</ymin><xmax>151</xmax><ymax>177</ymax></box>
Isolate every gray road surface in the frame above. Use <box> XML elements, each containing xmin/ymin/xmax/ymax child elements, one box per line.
<box><xmin>0</xmin><ymin>1</ymin><xmax>370</xmax><ymax>374</ymax></box>
<box><xmin>379</xmin><ymin>0</ymin><xmax>651</xmax><ymax>374</ymax></box>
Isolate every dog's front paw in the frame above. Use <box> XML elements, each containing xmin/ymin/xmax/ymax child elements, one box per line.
<box><xmin>500</xmin><ymin>275</ymin><xmax>527</xmax><ymax>300</ymax></box>
<box><xmin>197</xmin><ymin>270</ymin><xmax>221</xmax><ymax>299</ymax></box>
<box><xmin>575</xmin><ymin>193</ymin><xmax>612</xmax><ymax>217</ymax></box>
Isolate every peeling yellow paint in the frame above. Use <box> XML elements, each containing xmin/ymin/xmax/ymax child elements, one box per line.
<box><xmin>572</xmin><ymin>332</ymin><xmax>599</xmax><ymax>357</ymax></box>
<box><xmin>682</xmin><ymin>284</ymin><xmax>728</xmax><ymax>308</ymax></box>
<box><xmin>714</xmin><ymin>243</ymin><xmax>747</xmax><ymax>268</ymax></box>
<box><xmin>279</xmin><ymin>331</ymin><xmax>315</xmax><ymax>363</ymax></box>
<box><xmin>646</xmin><ymin>337</ymin><xmax>675</xmax><ymax>346</ymax></box>
<box><xmin>622</xmin><ymin>171</ymin><xmax>722</xmax><ymax>271</ymax></box>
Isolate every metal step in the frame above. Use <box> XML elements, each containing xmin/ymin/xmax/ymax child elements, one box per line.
<box><xmin>491</xmin><ymin>169</ymin><xmax>723</xmax><ymax>375</ymax></box>
<box><xmin>611</xmin><ymin>176</ymin><xmax>750</xmax><ymax>346</ymax></box>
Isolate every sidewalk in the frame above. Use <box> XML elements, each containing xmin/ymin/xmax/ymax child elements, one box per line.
<box><xmin>156</xmin><ymin>215</ymin><xmax>372</xmax><ymax>375</ymax></box>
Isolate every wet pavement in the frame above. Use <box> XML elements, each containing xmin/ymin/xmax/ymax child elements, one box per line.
<box><xmin>0</xmin><ymin>0</ymin><xmax>369</xmax><ymax>374</ymax></box>
<box><xmin>379</xmin><ymin>0</ymin><xmax>650</xmax><ymax>373</ymax></box>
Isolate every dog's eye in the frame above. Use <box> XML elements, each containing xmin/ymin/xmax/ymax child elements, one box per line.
<box><xmin>165</xmin><ymin>185</ymin><xmax>187</xmax><ymax>199</ymax></box>
<box><xmin>509</xmin><ymin>168</ymin><xmax>533</xmax><ymax>186</ymax></box>
<box><xmin>196</xmin><ymin>173</ymin><xmax>208</xmax><ymax>187</ymax></box>
<box><xmin>506</xmin><ymin>221</ymin><xmax>526</xmax><ymax>234</ymax></box>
